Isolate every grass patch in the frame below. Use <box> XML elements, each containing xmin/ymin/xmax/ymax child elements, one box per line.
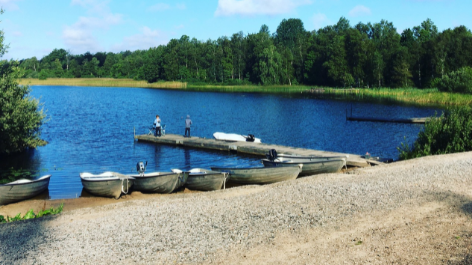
<box><xmin>0</xmin><ymin>202</ymin><xmax>64</xmax><ymax>223</ymax></box>
<box><xmin>19</xmin><ymin>78</ymin><xmax>187</xmax><ymax>89</ymax></box>
<box><xmin>324</xmin><ymin>87</ymin><xmax>472</xmax><ymax>106</ymax></box>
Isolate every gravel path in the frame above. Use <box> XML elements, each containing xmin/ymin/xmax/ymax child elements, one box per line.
<box><xmin>1</xmin><ymin>152</ymin><xmax>472</xmax><ymax>264</ymax></box>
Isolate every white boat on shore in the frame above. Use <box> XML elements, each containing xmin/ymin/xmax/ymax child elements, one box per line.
<box><xmin>213</xmin><ymin>132</ymin><xmax>261</xmax><ymax>143</ymax></box>
<box><xmin>80</xmin><ymin>172</ymin><xmax>134</xmax><ymax>199</ymax></box>
<box><xmin>184</xmin><ymin>168</ymin><xmax>229</xmax><ymax>191</ymax></box>
<box><xmin>0</xmin><ymin>175</ymin><xmax>51</xmax><ymax>206</ymax></box>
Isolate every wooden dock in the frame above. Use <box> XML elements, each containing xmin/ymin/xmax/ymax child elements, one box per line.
<box><xmin>134</xmin><ymin>134</ymin><xmax>380</xmax><ymax>167</ymax></box>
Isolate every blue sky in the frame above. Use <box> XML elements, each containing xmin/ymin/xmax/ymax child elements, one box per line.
<box><xmin>1</xmin><ymin>0</ymin><xmax>469</xmax><ymax>60</ymax></box>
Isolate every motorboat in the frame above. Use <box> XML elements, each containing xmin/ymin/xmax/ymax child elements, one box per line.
<box><xmin>213</xmin><ymin>132</ymin><xmax>261</xmax><ymax>143</ymax></box>
<box><xmin>128</xmin><ymin>162</ymin><xmax>186</xmax><ymax>194</ymax></box>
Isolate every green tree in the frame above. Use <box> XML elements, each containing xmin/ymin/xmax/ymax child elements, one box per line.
<box><xmin>0</xmin><ymin>8</ymin><xmax>46</xmax><ymax>154</ymax></box>
<box><xmin>53</xmin><ymin>58</ymin><xmax>63</xmax><ymax>77</ymax></box>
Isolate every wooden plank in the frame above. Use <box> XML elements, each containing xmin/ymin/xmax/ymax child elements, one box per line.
<box><xmin>135</xmin><ymin>134</ymin><xmax>375</xmax><ymax>167</ymax></box>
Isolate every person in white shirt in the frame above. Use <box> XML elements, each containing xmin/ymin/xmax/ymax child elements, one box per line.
<box><xmin>154</xmin><ymin>115</ymin><xmax>161</xmax><ymax>137</ymax></box>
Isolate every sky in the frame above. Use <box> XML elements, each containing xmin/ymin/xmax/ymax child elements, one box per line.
<box><xmin>0</xmin><ymin>0</ymin><xmax>469</xmax><ymax>60</ymax></box>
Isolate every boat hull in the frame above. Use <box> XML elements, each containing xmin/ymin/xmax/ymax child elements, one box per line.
<box><xmin>185</xmin><ymin>169</ymin><xmax>228</xmax><ymax>191</ymax></box>
<box><xmin>131</xmin><ymin>172</ymin><xmax>180</xmax><ymax>194</ymax></box>
<box><xmin>262</xmin><ymin>159</ymin><xmax>345</xmax><ymax>176</ymax></box>
<box><xmin>0</xmin><ymin>175</ymin><xmax>51</xmax><ymax>206</ymax></box>
<box><xmin>213</xmin><ymin>132</ymin><xmax>261</xmax><ymax>143</ymax></box>
<box><xmin>80</xmin><ymin>172</ymin><xmax>134</xmax><ymax>199</ymax></box>
<box><xmin>211</xmin><ymin>166</ymin><xmax>300</xmax><ymax>184</ymax></box>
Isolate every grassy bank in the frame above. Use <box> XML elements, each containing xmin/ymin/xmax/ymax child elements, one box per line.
<box><xmin>19</xmin><ymin>78</ymin><xmax>187</xmax><ymax>89</ymax></box>
<box><xmin>19</xmin><ymin>78</ymin><xmax>472</xmax><ymax>106</ymax></box>
<box><xmin>324</xmin><ymin>88</ymin><xmax>472</xmax><ymax>106</ymax></box>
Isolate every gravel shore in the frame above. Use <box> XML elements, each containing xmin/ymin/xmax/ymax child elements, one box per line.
<box><xmin>1</xmin><ymin>152</ymin><xmax>472</xmax><ymax>264</ymax></box>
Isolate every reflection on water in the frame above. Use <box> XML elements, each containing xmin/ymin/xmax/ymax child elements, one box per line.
<box><xmin>0</xmin><ymin>86</ymin><xmax>441</xmax><ymax>200</ymax></box>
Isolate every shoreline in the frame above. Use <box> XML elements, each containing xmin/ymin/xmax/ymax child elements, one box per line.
<box><xmin>18</xmin><ymin>78</ymin><xmax>472</xmax><ymax>106</ymax></box>
<box><xmin>1</xmin><ymin>152</ymin><xmax>472</xmax><ymax>264</ymax></box>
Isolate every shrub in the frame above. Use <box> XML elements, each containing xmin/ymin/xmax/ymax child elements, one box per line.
<box><xmin>0</xmin><ymin>65</ymin><xmax>47</xmax><ymax>154</ymax></box>
<box><xmin>398</xmin><ymin>106</ymin><xmax>472</xmax><ymax>159</ymax></box>
<box><xmin>432</xmin><ymin>66</ymin><xmax>472</xmax><ymax>94</ymax></box>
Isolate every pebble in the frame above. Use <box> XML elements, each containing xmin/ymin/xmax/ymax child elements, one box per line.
<box><xmin>1</xmin><ymin>152</ymin><xmax>472</xmax><ymax>264</ymax></box>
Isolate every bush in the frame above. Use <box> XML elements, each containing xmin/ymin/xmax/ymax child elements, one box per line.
<box><xmin>398</xmin><ymin>106</ymin><xmax>472</xmax><ymax>159</ymax></box>
<box><xmin>432</xmin><ymin>66</ymin><xmax>472</xmax><ymax>94</ymax></box>
<box><xmin>0</xmin><ymin>65</ymin><xmax>47</xmax><ymax>154</ymax></box>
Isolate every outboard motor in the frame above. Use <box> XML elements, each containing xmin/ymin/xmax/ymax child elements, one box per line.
<box><xmin>246</xmin><ymin>134</ymin><xmax>255</xmax><ymax>142</ymax></box>
<box><xmin>268</xmin><ymin>149</ymin><xmax>278</xmax><ymax>161</ymax></box>
<box><xmin>136</xmin><ymin>161</ymin><xmax>147</xmax><ymax>176</ymax></box>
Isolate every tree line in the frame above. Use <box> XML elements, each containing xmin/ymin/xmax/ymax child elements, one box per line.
<box><xmin>14</xmin><ymin>17</ymin><xmax>472</xmax><ymax>89</ymax></box>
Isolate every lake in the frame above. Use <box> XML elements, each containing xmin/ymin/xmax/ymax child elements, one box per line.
<box><xmin>1</xmin><ymin>86</ymin><xmax>440</xmax><ymax>200</ymax></box>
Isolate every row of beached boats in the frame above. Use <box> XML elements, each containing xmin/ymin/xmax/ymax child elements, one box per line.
<box><xmin>0</xmin><ymin>150</ymin><xmax>347</xmax><ymax>205</ymax></box>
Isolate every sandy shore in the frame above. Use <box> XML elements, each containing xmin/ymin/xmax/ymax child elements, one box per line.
<box><xmin>1</xmin><ymin>152</ymin><xmax>472</xmax><ymax>264</ymax></box>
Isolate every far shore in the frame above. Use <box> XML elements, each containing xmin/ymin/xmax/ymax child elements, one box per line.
<box><xmin>19</xmin><ymin>77</ymin><xmax>472</xmax><ymax>106</ymax></box>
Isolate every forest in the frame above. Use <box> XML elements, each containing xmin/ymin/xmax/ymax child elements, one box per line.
<box><xmin>12</xmin><ymin>17</ymin><xmax>472</xmax><ymax>90</ymax></box>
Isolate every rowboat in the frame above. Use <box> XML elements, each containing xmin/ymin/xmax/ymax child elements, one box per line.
<box><xmin>265</xmin><ymin>149</ymin><xmax>348</xmax><ymax>162</ymax></box>
<box><xmin>267</xmin><ymin>153</ymin><xmax>349</xmax><ymax>161</ymax></box>
<box><xmin>213</xmin><ymin>132</ymin><xmax>261</xmax><ymax>143</ymax></box>
<box><xmin>80</xmin><ymin>172</ymin><xmax>135</xmax><ymax>199</ymax></box>
<box><xmin>261</xmin><ymin>158</ymin><xmax>346</xmax><ymax>177</ymax></box>
<box><xmin>130</xmin><ymin>171</ymin><xmax>186</xmax><ymax>194</ymax></box>
<box><xmin>210</xmin><ymin>166</ymin><xmax>301</xmax><ymax>185</ymax></box>
<box><xmin>184</xmin><ymin>168</ymin><xmax>229</xmax><ymax>191</ymax></box>
<box><xmin>0</xmin><ymin>175</ymin><xmax>51</xmax><ymax>206</ymax></box>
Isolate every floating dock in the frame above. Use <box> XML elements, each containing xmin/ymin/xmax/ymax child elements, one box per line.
<box><xmin>346</xmin><ymin>116</ymin><xmax>429</xmax><ymax>124</ymax></box>
<box><xmin>134</xmin><ymin>134</ymin><xmax>381</xmax><ymax>167</ymax></box>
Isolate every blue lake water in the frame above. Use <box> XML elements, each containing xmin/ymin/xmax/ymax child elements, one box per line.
<box><xmin>1</xmin><ymin>86</ymin><xmax>440</xmax><ymax>200</ymax></box>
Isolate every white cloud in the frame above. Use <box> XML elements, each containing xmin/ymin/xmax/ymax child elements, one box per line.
<box><xmin>148</xmin><ymin>3</ymin><xmax>170</xmax><ymax>12</ymax></box>
<box><xmin>176</xmin><ymin>3</ymin><xmax>186</xmax><ymax>10</ymax></box>
<box><xmin>348</xmin><ymin>5</ymin><xmax>371</xmax><ymax>17</ymax></box>
<box><xmin>215</xmin><ymin>0</ymin><xmax>312</xmax><ymax>16</ymax></box>
<box><xmin>63</xmin><ymin>0</ymin><xmax>122</xmax><ymax>53</ymax></box>
<box><xmin>71</xmin><ymin>0</ymin><xmax>111</xmax><ymax>15</ymax></box>
<box><xmin>312</xmin><ymin>13</ymin><xmax>329</xmax><ymax>30</ymax></box>
<box><xmin>112</xmin><ymin>26</ymin><xmax>168</xmax><ymax>52</ymax></box>
<box><xmin>11</xmin><ymin>31</ymin><xmax>21</xmax><ymax>36</ymax></box>
<box><xmin>0</xmin><ymin>0</ymin><xmax>21</xmax><ymax>11</ymax></box>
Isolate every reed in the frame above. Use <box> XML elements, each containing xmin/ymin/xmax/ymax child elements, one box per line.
<box><xmin>324</xmin><ymin>87</ymin><xmax>472</xmax><ymax>106</ymax></box>
<box><xmin>19</xmin><ymin>78</ymin><xmax>187</xmax><ymax>89</ymax></box>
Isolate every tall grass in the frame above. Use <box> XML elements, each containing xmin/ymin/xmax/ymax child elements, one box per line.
<box><xmin>324</xmin><ymin>87</ymin><xmax>472</xmax><ymax>106</ymax></box>
<box><xmin>19</xmin><ymin>78</ymin><xmax>187</xmax><ymax>89</ymax></box>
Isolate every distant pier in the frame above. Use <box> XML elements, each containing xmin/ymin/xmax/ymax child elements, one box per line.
<box><xmin>346</xmin><ymin>116</ymin><xmax>429</xmax><ymax>124</ymax></box>
<box><xmin>134</xmin><ymin>134</ymin><xmax>382</xmax><ymax>167</ymax></box>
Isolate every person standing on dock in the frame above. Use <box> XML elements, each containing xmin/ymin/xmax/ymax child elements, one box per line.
<box><xmin>154</xmin><ymin>115</ymin><xmax>161</xmax><ymax>137</ymax></box>
<box><xmin>184</xmin><ymin>115</ymin><xmax>192</xmax><ymax>137</ymax></box>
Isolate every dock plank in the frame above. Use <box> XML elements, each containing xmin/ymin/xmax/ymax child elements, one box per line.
<box><xmin>135</xmin><ymin>134</ymin><xmax>375</xmax><ymax>167</ymax></box>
